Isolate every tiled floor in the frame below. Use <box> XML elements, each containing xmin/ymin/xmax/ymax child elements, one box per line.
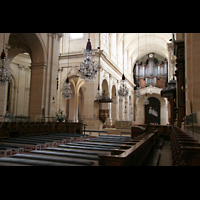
<box><xmin>158</xmin><ymin>140</ymin><xmax>172</xmax><ymax>166</ymax></box>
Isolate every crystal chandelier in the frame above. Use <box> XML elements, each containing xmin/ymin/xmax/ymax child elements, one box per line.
<box><xmin>0</xmin><ymin>33</ymin><xmax>11</xmax><ymax>86</ymax></box>
<box><xmin>143</xmin><ymin>93</ymin><xmax>149</xmax><ymax>105</ymax></box>
<box><xmin>62</xmin><ymin>77</ymin><xmax>72</xmax><ymax>99</ymax></box>
<box><xmin>118</xmin><ymin>74</ymin><xmax>129</xmax><ymax>98</ymax></box>
<box><xmin>78</xmin><ymin>36</ymin><xmax>98</xmax><ymax>82</ymax></box>
<box><xmin>0</xmin><ymin>50</ymin><xmax>11</xmax><ymax>85</ymax></box>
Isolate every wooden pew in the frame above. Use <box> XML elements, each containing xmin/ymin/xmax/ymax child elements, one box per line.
<box><xmin>10</xmin><ymin>153</ymin><xmax>94</xmax><ymax>166</ymax></box>
<box><xmin>0</xmin><ymin>144</ymin><xmax>24</xmax><ymax>155</ymax></box>
<box><xmin>28</xmin><ymin>150</ymin><xmax>98</xmax><ymax>166</ymax></box>
<box><xmin>0</xmin><ymin>157</ymin><xmax>83</xmax><ymax>166</ymax></box>
<box><xmin>99</xmin><ymin>133</ymin><xmax>155</xmax><ymax>166</ymax></box>
<box><xmin>0</xmin><ymin>139</ymin><xmax>41</xmax><ymax>151</ymax></box>
<box><xmin>85</xmin><ymin>130</ymin><xmax>109</xmax><ymax>137</ymax></box>
<box><xmin>0</xmin><ymin>146</ymin><xmax>12</xmax><ymax>157</ymax></box>
<box><xmin>171</xmin><ymin>126</ymin><xmax>200</xmax><ymax>166</ymax></box>
<box><xmin>131</xmin><ymin>126</ymin><xmax>146</xmax><ymax>139</ymax></box>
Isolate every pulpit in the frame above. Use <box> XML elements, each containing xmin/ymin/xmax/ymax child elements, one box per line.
<box><xmin>94</xmin><ymin>89</ymin><xmax>113</xmax><ymax>124</ymax></box>
<box><xmin>99</xmin><ymin>109</ymin><xmax>109</xmax><ymax>123</ymax></box>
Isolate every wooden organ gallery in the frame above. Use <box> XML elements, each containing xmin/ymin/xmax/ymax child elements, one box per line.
<box><xmin>0</xmin><ymin>33</ymin><xmax>200</xmax><ymax>166</ymax></box>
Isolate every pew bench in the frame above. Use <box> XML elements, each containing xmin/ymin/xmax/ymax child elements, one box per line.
<box><xmin>85</xmin><ymin>130</ymin><xmax>109</xmax><ymax>137</ymax></box>
<box><xmin>0</xmin><ymin>146</ymin><xmax>12</xmax><ymax>157</ymax></box>
<box><xmin>171</xmin><ymin>126</ymin><xmax>200</xmax><ymax>166</ymax></box>
<box><xmin>57</xmin><ymin>144</ymin><xmax>113</xmax><ymax>152</ymax></box>
<box><xmin>16</xmin><ymin>137</ymin><xmax>57</xmax><ymax>148</ymax></box>
<box><xmin>43</xmin><ymin>147</ymin><xmax>111</xmax><ymax>156</ymax></box>
<box><xmin>0</xmin><ymin>140</ymin><xmax>41</xmax><ymax>151</ymax></box>
<box><xmin>0</xmin><ymin>157</ymin><xmax>82</xmax><ymax>166</ymax></box>
<box><xmin>29</xmin><ymin>135</ymin><xmax>67</xmax><ymax>145</ymax></box>
<box><xmin>0</xmin><ymin>144</ymin><xmax>24</xmax><ymax>154</ymax></box>
<box><xmin>11</xmin><ymin>153</ymin><xmax>94</xmax><ymax>166</ymax></box>
<box><xmin>120</xmin><ymin>132</ymin><xmax>131</xmax><ymax>136</ymax></box>
<box><xmin>42</xmin><ymin>147</ymin><xmax>110</xmax><ymax>156</ymax></box>
<box><xmin>29</xmin><ymin>150</ymin><xmax>98</xmax><ymax>165</ymax></box>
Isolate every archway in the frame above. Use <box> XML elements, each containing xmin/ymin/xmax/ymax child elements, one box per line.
<box><xmin>8</xmin><ymin>53</ymin><xmax>31</xmax><ymax>117</ymax></box>
<box><xmin>145</xmin><ymin>97</ymin><xmax>160</xmax><ymax>124</ymax></box>
<box><xmin>64</xmin><ymin>76</ymin><xmax>84</xmax><ymax>122</ymax></box>
<box><xmin>8</xmin><ymin>33</ymin><xmax>46</xmax><ymax>120</ymax></box>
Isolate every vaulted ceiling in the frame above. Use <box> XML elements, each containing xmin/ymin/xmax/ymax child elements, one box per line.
<box><xmin>118</xmin><ymin>33</ymin><xmax>172</xmax><ymax>65</ymax></box>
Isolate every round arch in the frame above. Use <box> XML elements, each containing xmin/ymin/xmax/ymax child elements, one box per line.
<box><xmin>8</xmin><ymin>33</ymin><xmax>46</xmax><ymax>64</ymax></box>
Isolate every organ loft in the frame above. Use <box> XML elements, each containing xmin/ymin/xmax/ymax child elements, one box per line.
<box><xmin>0</xmin><ymin>33</ymin><xmax>200</xmax><ymax>166</ymax></box>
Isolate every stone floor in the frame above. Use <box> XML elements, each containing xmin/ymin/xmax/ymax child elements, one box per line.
<box><xmin>158</xmin><ymin>140</ymin><xmax>172</xmax><ymax>166</ymax></box>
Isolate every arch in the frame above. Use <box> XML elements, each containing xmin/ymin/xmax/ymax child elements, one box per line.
<box><xmin>102</xmin><ymin>79</ymin><xmax>109</xmax><ymax>94</ymax></box>
<box><xmin>7</xmin><ymin>33</ymin><xmax>47</xmax><ymax>118</ymax></box>
<box><xmin>63</xmin><ymin>75</ymin><xmax>85</xmax><ymax>122</ymax></box>
<box><xmin>8</xmin><ymin>33</ymin><xmax>46</xmax><ymax>64</ymax></box>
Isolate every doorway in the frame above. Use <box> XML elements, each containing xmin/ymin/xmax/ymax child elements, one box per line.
<box><xmin>145</xmin><ymin>97</ymin><xmax>160</xmax><ymax>124</ymax></box>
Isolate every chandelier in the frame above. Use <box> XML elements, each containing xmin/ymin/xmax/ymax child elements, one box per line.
<box><xmin>118</xmin><ymin>74</ymin><xmax>129</xmax><ymax>98</ymax></box>
<box><xmin>0</xmin><ymin>50</ymin><xmax>11</xmax><ymax>85</ymax></box>
<box><xmin>78</xmin><ymin>37</ymin><xmax>98</xmax><ymax>82</ymax></box>
<box><xmin>0</xmin><ymin>33</ymin><xmax>11</xmax><ymax>86</ymax></box>
<box><xmin>62</xmin><ymin>77</ymin><xmax>72</xmax><ymax>99</ymax></box>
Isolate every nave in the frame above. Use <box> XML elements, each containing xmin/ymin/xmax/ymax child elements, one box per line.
<box><xmin>0</xmin><ymin>122</ymin><xmax>199</xmax><ymax>166</ymax></box>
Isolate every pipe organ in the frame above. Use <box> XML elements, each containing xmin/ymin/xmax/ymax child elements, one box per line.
<box><xmin>135</xmin><ymin>53</ymin><xmax>168</xmax><ymax>88</ymax></box>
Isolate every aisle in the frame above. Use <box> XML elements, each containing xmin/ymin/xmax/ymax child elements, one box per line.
<box><xmin>158</xmin><ymin>140</ymin><xmax>172</xmax><ymax>166</ymax></box>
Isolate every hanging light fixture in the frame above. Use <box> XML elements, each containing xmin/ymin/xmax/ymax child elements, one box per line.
<box><xmin>62</xmin><ymin>77</ymin><xmax>72</xmax><ymax>99</ymax></box>
<box><xmin>118</xmin><ymin>33</ymin><xmax>129</xmax><ymax>98</ymax></box>
<box><xmin>0</xmin><ymin>33</ymin><xmax>11</xmax><ymax>85</ymax></box>
<box><xmin>78</xmin><ymin>33</ymin><xmax>98</xmax><ymax>82</ymax></box>
<box><xmin>62</xmin><ymin>34</ymin><xmax>72</xmax><ymax>99</ymax></box>
<box><xmin>118</xmin><ymin>73</ymin><xmax>129</xmax><ymax>98</ymax></box>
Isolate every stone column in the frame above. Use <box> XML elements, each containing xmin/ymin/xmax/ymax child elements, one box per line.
<box><xmin>29</xmin><ymin>62</ymin><xmax>47</xmax><ymax>121</ymax></box>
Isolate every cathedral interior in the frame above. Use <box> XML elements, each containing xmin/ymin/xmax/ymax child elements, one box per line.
<box><xmin>0</xmin><ymin>33</ymin><xmax>200</xmax><ymax>166</ymax></box>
